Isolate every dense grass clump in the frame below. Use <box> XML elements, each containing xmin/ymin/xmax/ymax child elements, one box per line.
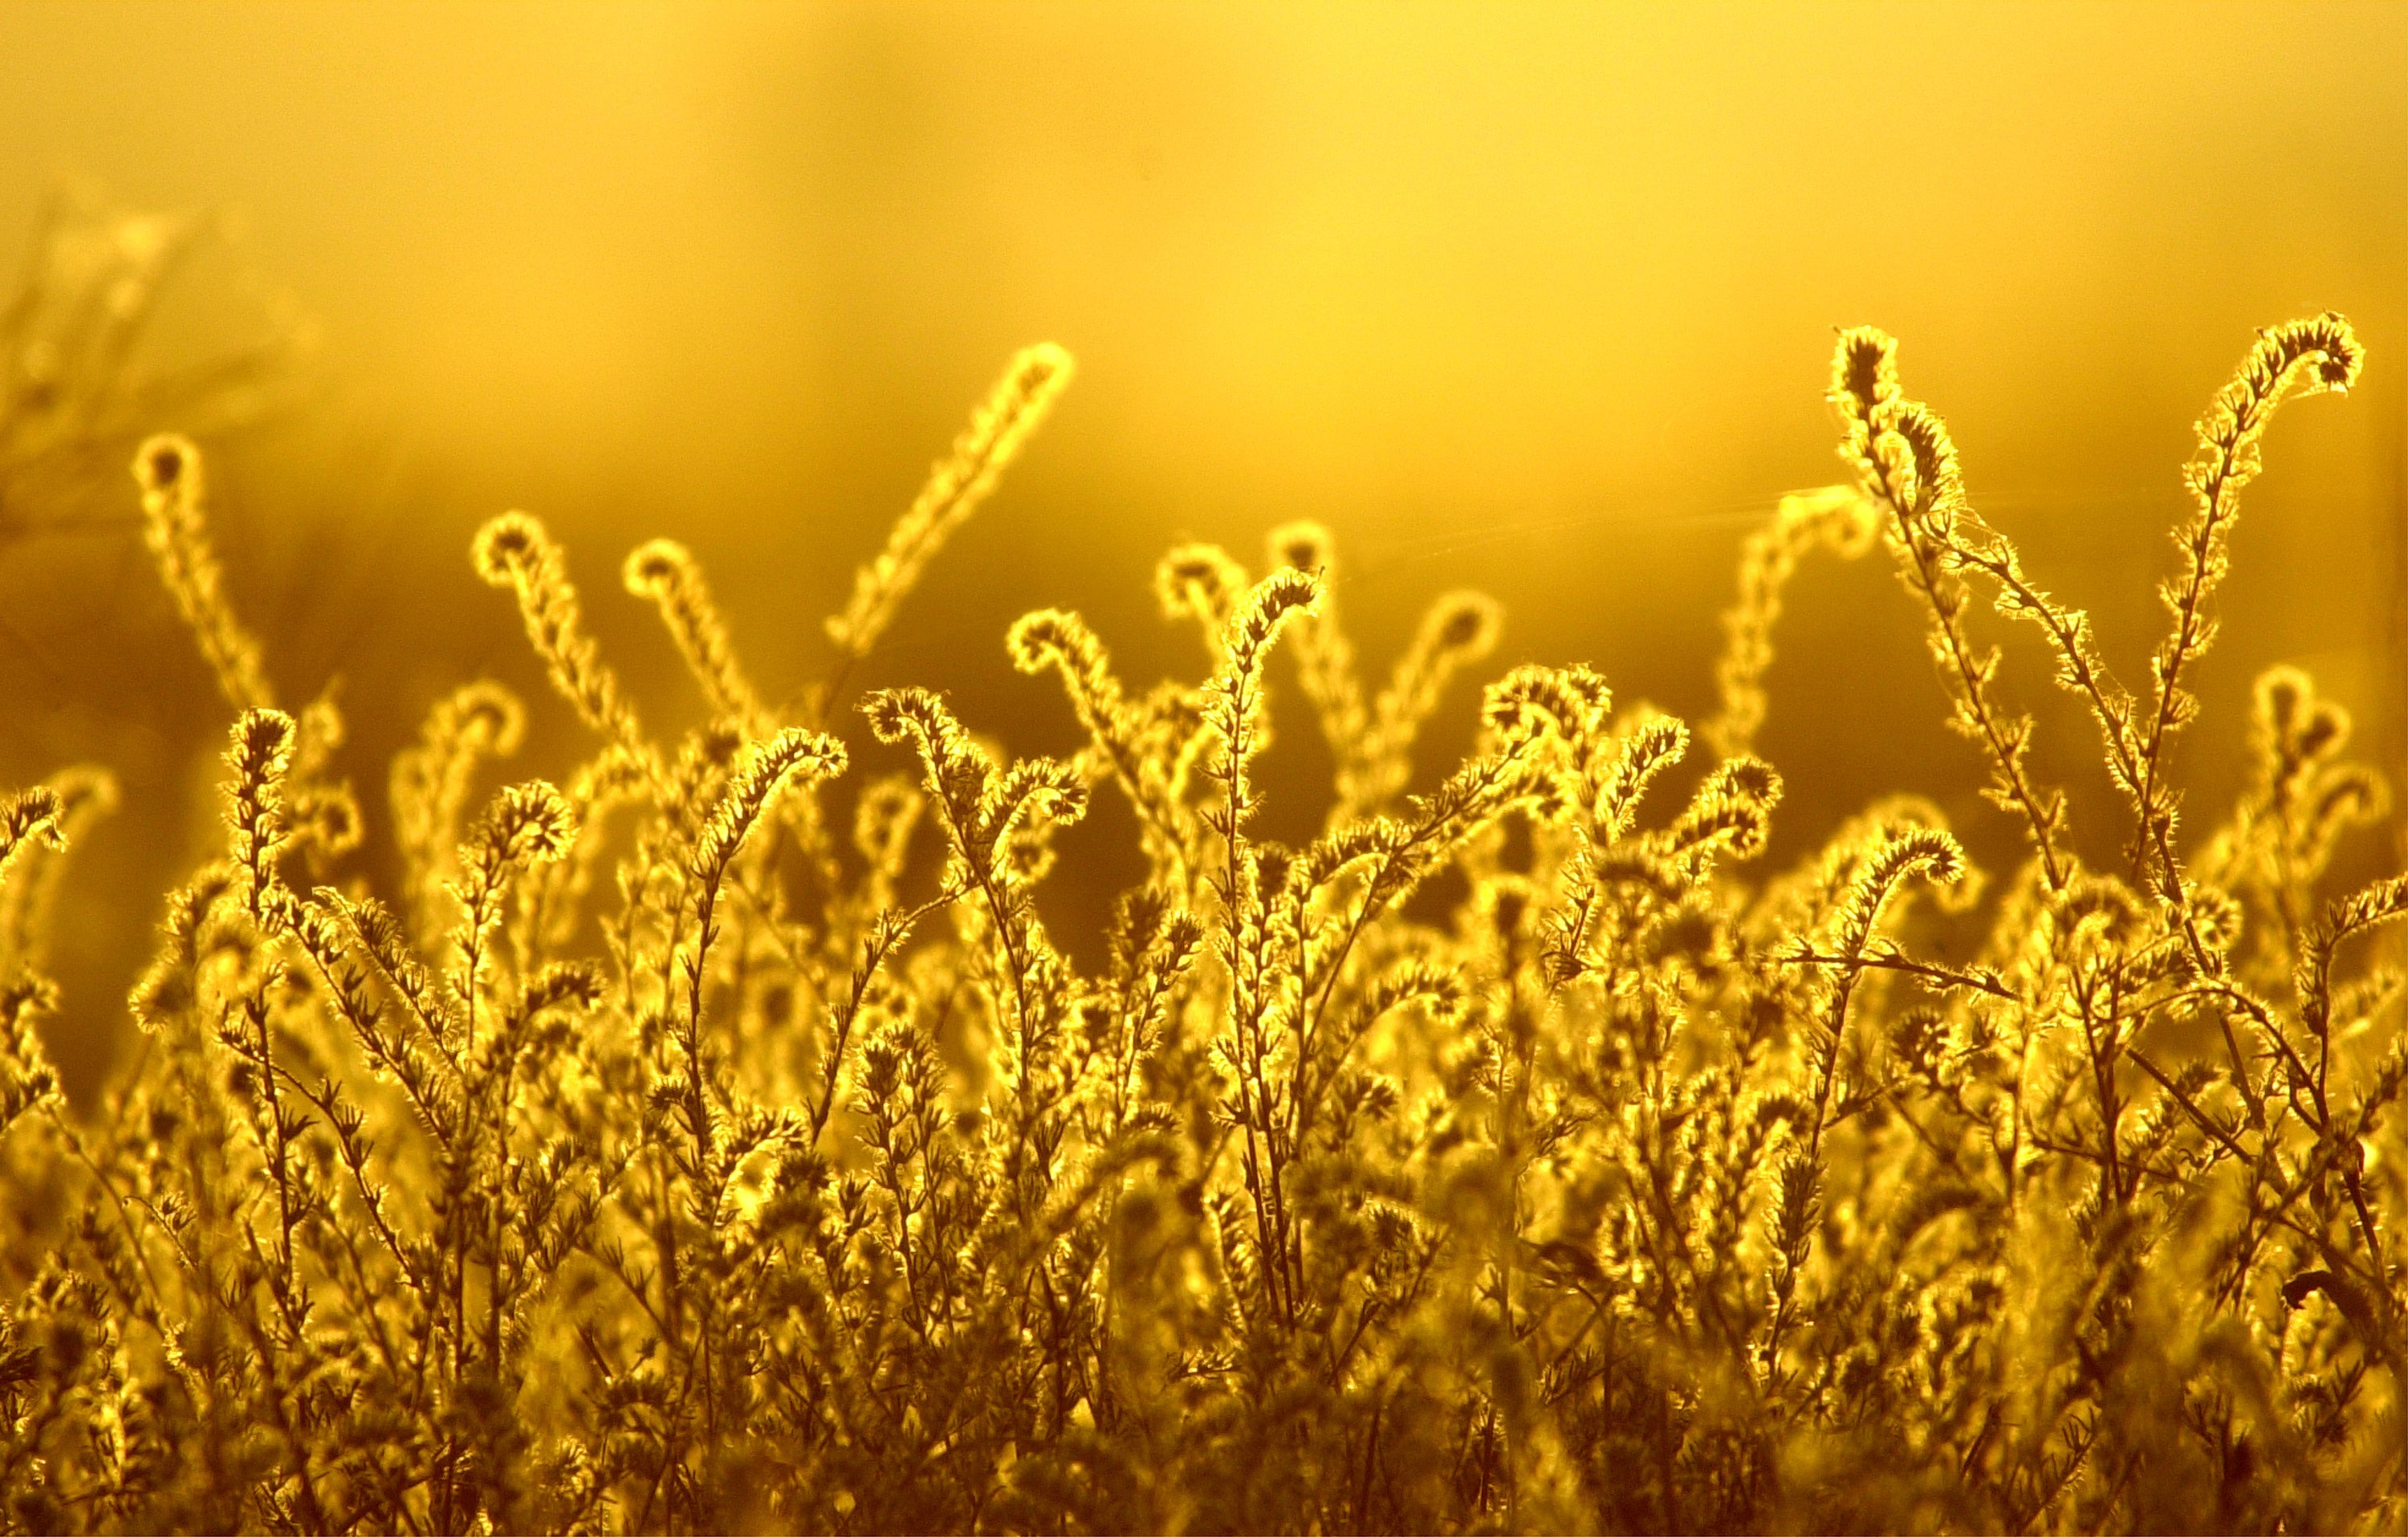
<box><xmin>0</xmin><ymin>315</ymin><xmax>2402</xmax><ymax>1534</ymax></box>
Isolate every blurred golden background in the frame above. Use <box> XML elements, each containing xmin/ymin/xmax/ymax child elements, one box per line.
<box><xmin>0</xmin><ymin>0</ymin><xmax>2400</xmax><ymax>1097</ymax></box>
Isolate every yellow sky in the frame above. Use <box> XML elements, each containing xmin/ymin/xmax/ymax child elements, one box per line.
<box><xmin>0</xmin><ymin>0</ymin><xmax>2401</xmax><ymax>1085</ymax></box>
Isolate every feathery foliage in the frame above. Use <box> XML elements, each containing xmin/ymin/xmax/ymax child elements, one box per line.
<box><xmin>0</xmin><ymin>315</ymin><xmax>2402</xmax><ymax>1535</ymax></box>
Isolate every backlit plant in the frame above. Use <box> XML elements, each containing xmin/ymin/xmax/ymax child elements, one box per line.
<box><xmin>0</xmin><ymin>315</ymin><xmax>2399</xmax><ymax>1534</ymax></box>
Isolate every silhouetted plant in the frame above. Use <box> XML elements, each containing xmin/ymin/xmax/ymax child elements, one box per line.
<box><xmin>0</xmin><ymin>317</ymin><xmax>2399</xmax><ymax>1535</ymax></box>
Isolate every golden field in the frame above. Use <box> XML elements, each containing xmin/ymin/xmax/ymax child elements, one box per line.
<box><xmin>0</xmin><ymin>3</ymin><xmax>2402</xmax><ymax>1531</ymax></box>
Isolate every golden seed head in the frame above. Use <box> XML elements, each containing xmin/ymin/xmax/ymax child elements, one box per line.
<box><xmin>456</xmin><ymin>679</ymin><xmax>527</xmax><ymax>756</ymax></box>
<box><xmin>1154</xmin><ymin>542</ymin><xmax>1248</xmax><ymax>627</ymax></box>
<box><xmin>480</xmin><ymin>780</ymin><xmax>580</xmax><ymax>865</ymax></box>
<box><xmin>1005</xmin><ymin>608</ymin><xmax>1080</xmax><ymax>674</ymax></box>
<box><xmin>1830</xmin><ymin>326</ymin><xmax>1899</xmax><ymax>420</ymax></box>
<box><xmin>471</xmin><ymin>510</ymin><xmax>550</xmax><ymax>586</ymax></box>
<box><xmin>1430</xmin><ymin>592</ymin><xmax>1503</xmax><ymax>656</ymax></box>
<box><xmin>622</xmin><ymin>537</ymin><xmax>694</xmax><ymax>598</ymax></box>
<box><xmin>229</xmin><ymin>707</ymin><xmax>298</xmax><ymax>783</ymax></box>
<box><xmin>133</xmin><ymin>433</ymin><xmax>197</xmax><ymax>498</ymax></box>
<box><xmin>0</xmin><ymin>787</ymin><xmax>66</xmax><ymax>860</ymax></box>
<box><xmin>1268</xmin><ymin>519</ymin><xmax>1333</xmax><ymax>574</ymax></box>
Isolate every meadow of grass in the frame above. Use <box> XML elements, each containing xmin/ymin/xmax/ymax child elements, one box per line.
<box><xmin>0</xmin><ymin>303</ymin><xmax>2401</xmax><ymax>1535</ymax></box>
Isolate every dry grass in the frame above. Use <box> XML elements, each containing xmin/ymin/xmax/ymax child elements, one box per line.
<box><xmin>0</xmin><ymin>313</ymin><xmax>2400</xmax><ymax>1535</ymax></box>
